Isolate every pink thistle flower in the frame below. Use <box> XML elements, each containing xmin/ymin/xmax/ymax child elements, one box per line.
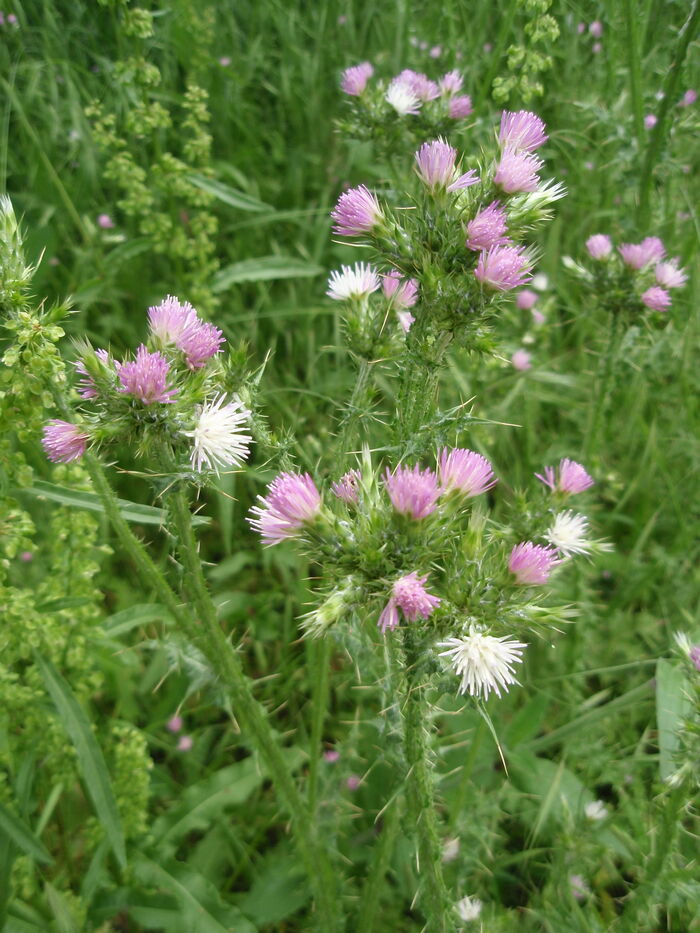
<box><xmin>511</xmin><ymin>349</ymin><xmax>532</xmax><ymax>371</ymax></box>
<box><xmin>118</xmin><ymin>345</ymin><xmax>178</xmax><ymax>404</ymax></box>
<box><xmin>166</xmin><ymin>715</ymin><xmax>183</xmax><ymax>733</ymax></box>
<box><xmin>341</xmin><ymin>61</ymin><xmax>374</xmax><ymax>96</ymax></box>
<box><xmin>474</xmin><ymin>244</ymin><xmax>532</xmax><ymax>291</ymax></box>
<box><xmin>346</xmin><ymin>774</ymin><xmax>361</xmax><ymax>790</ymax></box>
<box><xmin>415</xmin><ymin>138</ymin><xmax>458</xmax><ymax>189</ymax></box>
<box><xmin>331</xmin><ymin>469</ymin><xmax>361</xmax><ymax>504</ymax></box>
<box><xmin>20</xmin><ymin>552</ymin><xmax>33</xmax><ymax>562</ymax></box>
<box><xmin>641</xmin><ymin>286</ymin><xmax>671</xmax><ymax>312</ymax></box>
<box><xmin>494</xmin><ymin>147</ymin><xmax>543</xmax><ymax>193</ymax></box>
<box><xmin>536</xmin><ymin>458</ymin><xmax>594</xmax><ymax>495</ymax></box>
<box><xmin>619</xmin><ymin>237</ymin><xmax>666</xmax><ymax>269</ymax></box>
<box><xmin>177</xmin><ymin>735</ymin><xmax>193</xmax><ymax>752</ymax></box>
<box><xmin>448</xmin><ymin>95</ymin><xmax>473</xmax><ymax>118</ymax></box>
<box><xmin>509</xmin><ymin>542</ymin><xmax>561</xmax><ymax>585</ymax></box>
<box><xmin>516</xmin><ymin>289</ymin><xmax>538</xmax><ymax>310</ymax></box>
<box><xmin>586</xmin><ymin>234</ymin><xmax>613</xmax><ymax>259</ymax></box>
<box><xmin>429</xmin><ymin>45</ymin><xmax>442</xmax><ymax>59</ymax></box>
<box><xmin>148</xmin><ymin>295</ymin><xmax>198</xmax><ymax>344</ymax></box>
<box><xmin>690</xmin><ymin>645</ymin><xmax>700</xmax><ymax>672</ymax></box>
<box><xmin>396</xmin><ymin>69</ymin><xmax>440</xmax><ymax>101</ymax></box>
<box><xmin>384</xmin><ymin>464</ymin><xmax>440</xmax><ymax>520</ymax></box>
<box><xmin>589</xmin><ymin>20</ymin><xmax>603</xmax><ymax>38</ymax></box>
<box><xmin>397</xmin><ymin>310</ymin><xmax>415</xmax><ymax>333</ymax></box>
<box><xmin>97</xmin><ymin>213</ymin><xmax>114</xmax><ymax>229</ymax></box>
<box><xmin>42</xmin><ymin>420</ymin><xmax>89</xmax><ymax>463</ymax></box>
<box><xmin>179</xmin><ymin>321</ymin><xmax>225</xmax><ymax>370</ymax></box>
<box><xmin>324</xmin><ymin>749</ymin><xmax>340</xmax><ymax>763</ymax></box>
<box><xmin>531</xmin><ymin>308</ymin><xmax>546</xmax><ymax>325</ymax></box>
<box><xmin>439</xmin><ymin>448</ymin><xmax>497</xmax><ymax>498</ymax></box>
<box><xmin>218</xmin><ymin>56</ymin><xmax>232</xmax><ymax>67</ymax></box>
<box><xmin>439</xmin><ymin>70</ymin><xmax>463</xmax><ymax>94</ymax></box>
<box><xmin>378</xmin><ymin>571</ymin><xmax>441</xmax><ymax>632</ymax></box>
<box><xmin>577</xmin><ymin>22</ymin><xmax>586</xmax><ymax>34</ymax></box>
<box><xmin>644</xmin><ymin>114</ymin><xmax>657</xmax><ymax>129</ymax></box>
<box><xmin>75</xmin><ymin>348</ymin><xmax>111</xmax><ymax>399</ymax></box>
<box><xmin>383</xmin><ymin>270</ymin><xmax>419</xmax><ymax>309</ymax></box>
<box><xmin>499</xmin><ymin>111</ymin><xmax>548</xmax><ymax>151</ymax></box>
<box><xmin>331</xmin><ymin>185</ymin><xmax>383</xmax><ymax>236</ymax></box>
<box><xmin>655</xmin><ymin>260</ymin><xmax>687</xmax><ymax>289</ymax></box>
<box><xmin>466</xmin><ymin>201</ymin><xmax>508</xmax><ymax>251</ymax></box>
<box><xmin>248</xmin><ymin>472</ymin><xmax>322</xmax><ymax>545</ymax></box>
<box><xmin>592</xmin><ymin>42</ymin><xmax>602</xmax><ymax>54</ymax></box>
<box><xmin>680</xmin><ymin>89</ymin><xmax>697</xmax><ymax>107</ymax></box>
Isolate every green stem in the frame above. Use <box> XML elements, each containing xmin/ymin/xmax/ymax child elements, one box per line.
<box><xmin>307</xmin><ymin>637</ymin><xmax>331</xmax><ymax>811</ymax></box>
<box><xmin>583</xmin><ymin>314</ymin><xmax>623</xmax><ymax>461</ymax></box>
<box><xmin>623</xmin><ymin>0</ymin><xmax>645</xmax><ymax>156</ymax></box>
<box><xmin>395</xmin><ymin>330</ymin><xmax>452</xmax><ymax>443</ymax></box>
<box><xmin>166</xmin><ymin>484</ymin><xmax>343</xmax><ymax>932</ymax></box>
<box><xmin>355</xmin><ymin>799</ymin><xmax>402</xmax><ymax>932</ymax></box>
<box><xmin>336</xmin><ymin>356</ymin><xmax>373</xmax><ymax>462</ymax></box>
<box><xmin>401</xmin><ymin>630</ymin><xmax>455</xmax><ymax>932</ymax></box>
<box><xmin>637</xmin><ymin>0</ymin><xmax>700</xmax><ymax>228</ymax></box>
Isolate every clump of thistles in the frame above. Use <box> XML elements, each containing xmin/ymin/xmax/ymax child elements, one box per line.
<box><xmin>439</xmin><ymin>628</ymin><xmax>527</xmax><ymax>699</ymax></box>
<box><xmin>536</xmin><ymin>458</ymin><xmax>594</xmax><ymax>495</ymax></box>
<box><xmin>378</xmin><ymin>572</ymin><xmax>441</xmax><ymax>633</ymax></box>
<box><xmin>509</xmin><ymin>542</ymin><xmax>561</xmax><ymax>584</ymax></box>
<box><xmin>184</xmin><ymin>395</ymin><xmax>252</xmax><ymax>474</ymax></box>
<box><xmin>384</xmin><ymin>464</ymin><xmax>441</xmax><ymax>519</ymax></box>
<box><xmin>42</xmin><ymin>420</ymin><xmax>90</xmax><ymax>463</ymax></box>
<box><xmin>248</xmin><ymin>472</ymin><xmax>322</xmax><ymax>545</ymax></box>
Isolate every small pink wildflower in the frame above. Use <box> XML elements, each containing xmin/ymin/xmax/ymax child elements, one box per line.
<box><xmin>324</xmin><ymin>749</ymin><xmax>340</xmax><ymax>763</ymax></box>
<box><xmin>397</xmin><ymin>70</ymin><xmax>440</xmax><ymax>101</ymax></box>
<box><xmin>383</xmin><ymin>270</ymin><xmax>419</xmax><ymax>309</ymax></box>
<box><xmin>7</xmin><ymin>13</ymin><xmax>18</xmax><ymax>26</ymax></box>
<box><xmin>680</xmin><ymin>89</ymin><xmax>697</xmax><ymax>107</ymax></box>
<box><xmin>690</xmin><ymin>645</ymin><xmax>700</xmax><ymax>672</ymax></box>
<box><xmin>179</xmin><ymin>321</ymin><xmax>225</xmax><ymax>370</ymax></box>
<box><xmin>509</xmin><ymin>542</ymin><xmax>561</xmax><ymax>585</ymax></box>
<box><xmin>536</xmin><ymin>458</ymin><xmax>594</xmax><ymax>495</ymax></box>
<box><xmin>570</xmin><ymin>874</ymin><xmax>590</xmax><ymax>901</ymax></box>
<box><xmin>384</xmin><ymin>464</ymin><xmax>440</xmax><ymax>520</ymax></box>
<box><xmin>166</xmin><ymin>715</ymin><xmax>183</xmax><ymax>733</ymax></box>
<box><xmin>341</xmin><ymin>61</ymin><xmax>373</xmax><ymax>96</ymax></box>
<box><xmin>118</xmin><ymin>345</ymin><xmax>177</xmax><ymax>404</ymax></box>
<box><xmin>346</xmin><ymin>774</ymin><xmax>361</xmax><ymax>790</ymax></box>
<box><xmin>641</xmin><ymin>286</ymin><xmax>671</xmax><ymax>312</ymax></box>
<box><xmin>331</xmin><ymin>185</ymin><xmax>383</xmax><ymax>236</ymax></box>
<box><xmin>644</xmin><ymin>114</ymin><xmax>657</xmax><ymax>129</ymax></box>
<box><xmin>466</xmin><ymin>201</ymin><xmax>508</xmax><ymax>252</ymax></box>
<box><xmin>516</xmin><ymin>289</ymin><xmax>538</xmax><ymax>310</ymax></box>
<box><xmin>531</xmin><ymin>308</ymin><xmax>546</xmax><ymax>325</ymax></box>
<box><xmin>589</xmin><ymin>20</ymin><xmax>603</xmax><ymax>38</ymax></box>
<box><xmin>378</xmin><ymin>572</ymin><xmax>441</xmax><ymax>632</ymax></box>
<box><xmin>439</xmin><ymin>448</ymin><xmax>497</xmax><ymax>498</ymax></box>
<box><xmin>619</xmin><ymin>237</ymin><xmax>666</xmax><ymax>269</ymax></box>
<box><xmin>499</xmin><ymin>111</ymin><xmax>548</xmax><ymax>151</ymax></box>
<box><xmin>439</xmin><ymin>70</ymin><xmax>463</xmax><ymax>94</ymax></box>
<box><xmin>474</xmin><ymin>244</ymin><xmax>532</xmax><ymax>291</ymax></box>
<box><xmin>655</xmin><ymin>260</ymin><xmax>687</xmax><ymax>289</ymax></box>
<box><xmin>97</xmin><ymin>213</ymin><xmax>114</xmax><ymax>229</ymax></box>
<box><xmin>577</xmin><ymin>22</ymin><xmax>586</xmax><ymax>34</ymax></box>
<box><xmin>586</xmin><ymin>234</ymin><xmax>613</xmax><ymax>259</ymax></box>
<box><xmin>75</xmin><ymin>348</ymin><xmax>111</xmax><ymax>399</ymax></box>
<box><xmin>448</xmin><ymin>95</ymin><xmax>473</xmax><ymax>118</ymax></box>
<box><xmin>331</xmin><ymin>469</ymin><xmax>360</xmax><ymax>504</ymax></box>
<box><xmin>148</xmin><ymin>295</ymin><xmax>224</xmax><ymax>369</ymax></box>
<box><xmin>511</xmin><ymin>349</ymin><xmax>532</xmax><ymax>371</ymax></box>
<box><xmin>494</xmin><ymin>147</ymin><xmax>543</xmax><ymax>193</ymax></box>
<box><xmin>42</xmin><ymin>420</ymin><xmax>89</xmax><ymax>463</ymax></box>
<box><xmin>592</xmin><ymin>42</ymin><xmax>602</xmax><ymax>54</ymax></box>
<box><xmin>20</xmin><ymin>552</ymin><xmax>34</xmax><ymax>562</ymax></box>
<box><xmin>429</xmin><ymin>45</ymin><xmax>442</xmax><ymax>59</ymax></box>
<box><xmin>415</xmin><ymin>138</ymin><xmax>457</xmax><ymax>188</ymax></box>
<box><xmin>218</xmin><ymin>56</ymin><xmax>232</xmax><ymax>66</ymax></box>
<box><xmin>177</xmin><ymin>735</ymin><xmax>193</xmax><ymax>752</ymax></box>
<box><xmin>248</xmin><ymin>472</ymin><xmax>322</xmax><ymax>545</ymax></box>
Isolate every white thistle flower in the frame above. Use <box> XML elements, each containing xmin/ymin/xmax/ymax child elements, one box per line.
<box><xmin>326</xmin><ymin>262</ymin><xmax>380</xmax><ymax>301</ymax></box>
<box><xmin>584</xmin><ymin>799</ymin><xmax>608</xmax><ymax>821</ymax></box>
<box><xmin>386</xmin><ymin>79</ymin><xmax>421</xmax><ymax>115</ymax></box>
<box><xmin>545</xmin><ymin>510</ymin><xmax>592</xmax><ymax>556</ymax></box>
<box><xmin>185</xmin><ymin>394</ymin><xmax>252</xmax><ymax>474</ymax></box>
<box><xmin>438</xmin><ymin>627</ymin><xmax>527</xmax><ymax>699</ymax></box>
<box><xmin>455</xmin><ymin>895</ymin><xmax>482</xmax><ymax>922</ymax></box>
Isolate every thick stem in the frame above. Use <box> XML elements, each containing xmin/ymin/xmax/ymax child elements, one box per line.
<box><xmin>336</xmin><ymin>356</ymin><xmax>373</xmax><ymax>463</ymax></box>
<box><xmin>307</xmin><ymin>637</ymin><xmax>331</xmax><ymax>810</ymax></box>
<box><xmin>401</xmin><ymin>630</ymin><xmax>455</xmax><ymax>932</ymax></box>
<box><xmin>166</xmin><ymin>485</ymin><xmax>343</xmax><ymax>932</ymax></box>
<box><xmin>395</xmin><ymin>329</ymin><xmax>452</xmax><ymax>443</ymax></box>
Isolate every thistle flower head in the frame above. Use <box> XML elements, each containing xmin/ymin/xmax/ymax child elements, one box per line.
<box><xmin>326</xmin><ymin>262</ymin><xmax>380</xmax><ymax>301</ymax></box>
<box><xmin>536</xmin><ymin>458</ymin><xmax>594</xmax><ymax>495</ymax></box>
<box><xmin>331</xmin><ymin>469</ymin><xmax>361</xmax><ymax>504</ymax></box>
<box><xmin>42</xmin><ymin>420</ymin><xmax>89</xmax><ymax>463</ymax></box>
<box><xmin>474</xmin><ymin>244</ymin><xmax>532</xmax><ymax>291</ymax></box>
<box><xmin>386</xmin><ymin>78</ymin><xmax>421</xmax><ymax>115</ymax></box>
<box><xmin>118</xmin><ymin>345</ymin><xmax>178</xmax><ymax>404</ymax></box>
<box><xmin>382</xmin><ymin>270</ymin><xmax>419</xmax><ymax>309</ymax></box>
<box><xmin>75</xmin><ymin>348</ymin><xmax>111</xmax><ymax>399</ymax></box>
<box><xmin>396</xmin><ymin>69</ymin><xmax>440</xmax><ymax>101</ymax></box>
<box><xmin>439</xmin><ymin>70</ymin><xmax>463</xmax><ymax>94</ymax></box>
<box><xmin>439</xmin><ymin>627</ymin><xmax>527</xmax><ymax>699</ymax></box>
<box><xmin>511</xmin><ymin>349</ymin><xmax>532</xmax><ymax>371</ymax></box>
<box><xmin>619</xmin><ymin>237</ymin><xmax>666</xmax><ymax>269</ymax></box>
<box><xmin>184</xmin><ymin>394</ymin><xmax>252</xmax><ymax>474</ymax></box>
<box><xmin>494</xmin><ymin>147</ymin><xmax>543</xmax><ymax>193</ymax></box>
<box><xmin>585</xmin><ymin>234</ymin><xmax>613</xmax><ymax>260</ymax></box>
<box><xmin>641</xmin><ymin>286</ymin><xmax>672</xmax><ymax>312</ymax></box>
<box><xmin>415</xmin><ymin>138</ymin><xmax>457</xmax><ymax>189</ymax></box>
<box><xmin>545</xmin><ymin>510</ymin><xmax>591</xmax><ymax>556</ymax></box>
<box><xmin>384</xmin><ymin>464</ymin><xmax>441</xmax><ymax>519</ymax></box>
<box><xmin>331</xmin><ymin>185</ymin><xmax>383</xmax><ymax>237</ymax></box>
<box><xmin>301</xmin><ymin>581</ymin><xmax>356</xmax><ymax>637</ymax></box>
<box><xmin>341</xmin><ymin>61</ymin><xmax>373</xmax><ymax>96</ymax></box>
<box><xmin>499</xmin><ymin>110</ymin><xmax>548</xmax><ymax>150</ymax></box>
<box><xmin>680</xmin><ymin>88</ymin><xmax>697</xmax><ymax>107</ymax></box>
<box><xmin>148</xmin><ymin>295</ymin><xmax>224</xmax><ymax>369</ymax></box>
<box><xmin>455</xmin><ymin>895</ymin><xmax>483</xmax><ymax>922</ymax></box>
<box><xmin>248</xmin><ymin>472</ymin><xmax>322</xmax><ymax>545</ymax></box>
<box><xmin>509</xmin><ymin>542</ymin><xmax>561</xmax><ymax>584</ymax></box>
<box><xmin>655</xmin><ymin>259</ymin><xmax>687</xmax><ymax>289</ymax></box>
<box><xmin>466</xmin><ymin>200</ymin><xmax>508</xmax><ymax>251</ymax></box>
<box><xmin>448</xmin><ymin>95</ymin><xmax>473</xmax><ymax>118</ymax></box>
<box><xmin>379</xmin><ymin>572</ymin><xmax>441</xmax><ymax>632</ymax></box>
<box><xmin>439</xmin><ymin>448</ymin><xmax>497</xmax><ymax>498</ymax></box>
<box><xmin>516</xmin><ymin>288</ymin><xmax>538</xmax><ymax>310</ymax></box>
<box><xmin>397</xmin><ymin>310</ymin><xmax>415</xmax><ymax>333</ymax></box>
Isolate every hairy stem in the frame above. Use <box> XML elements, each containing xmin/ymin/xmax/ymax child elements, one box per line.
<box><xmin>336</xmin><ymin>356</ymin><xmax>374</xmax><ymax>462</ymax></box>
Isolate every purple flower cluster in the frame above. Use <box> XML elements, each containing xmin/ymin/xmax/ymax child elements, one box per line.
<box><xmin>339</xmin><ymin>62</ymin><xmax>472</xmax><ymax>120</ymax></box>
<box><xmin>148</xmin><ymin>295</ymin><xmax>224</xmax><ymax>369</ymax></box>
<box><xmin>118</xmin><ymin>345</ymin><xmax>178</xmax><ymax>404</ymax></box>
<box><xmin>585</xmin><ymin>233</ymin><xmax>686</xmax><ymax>312</ymax></box>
